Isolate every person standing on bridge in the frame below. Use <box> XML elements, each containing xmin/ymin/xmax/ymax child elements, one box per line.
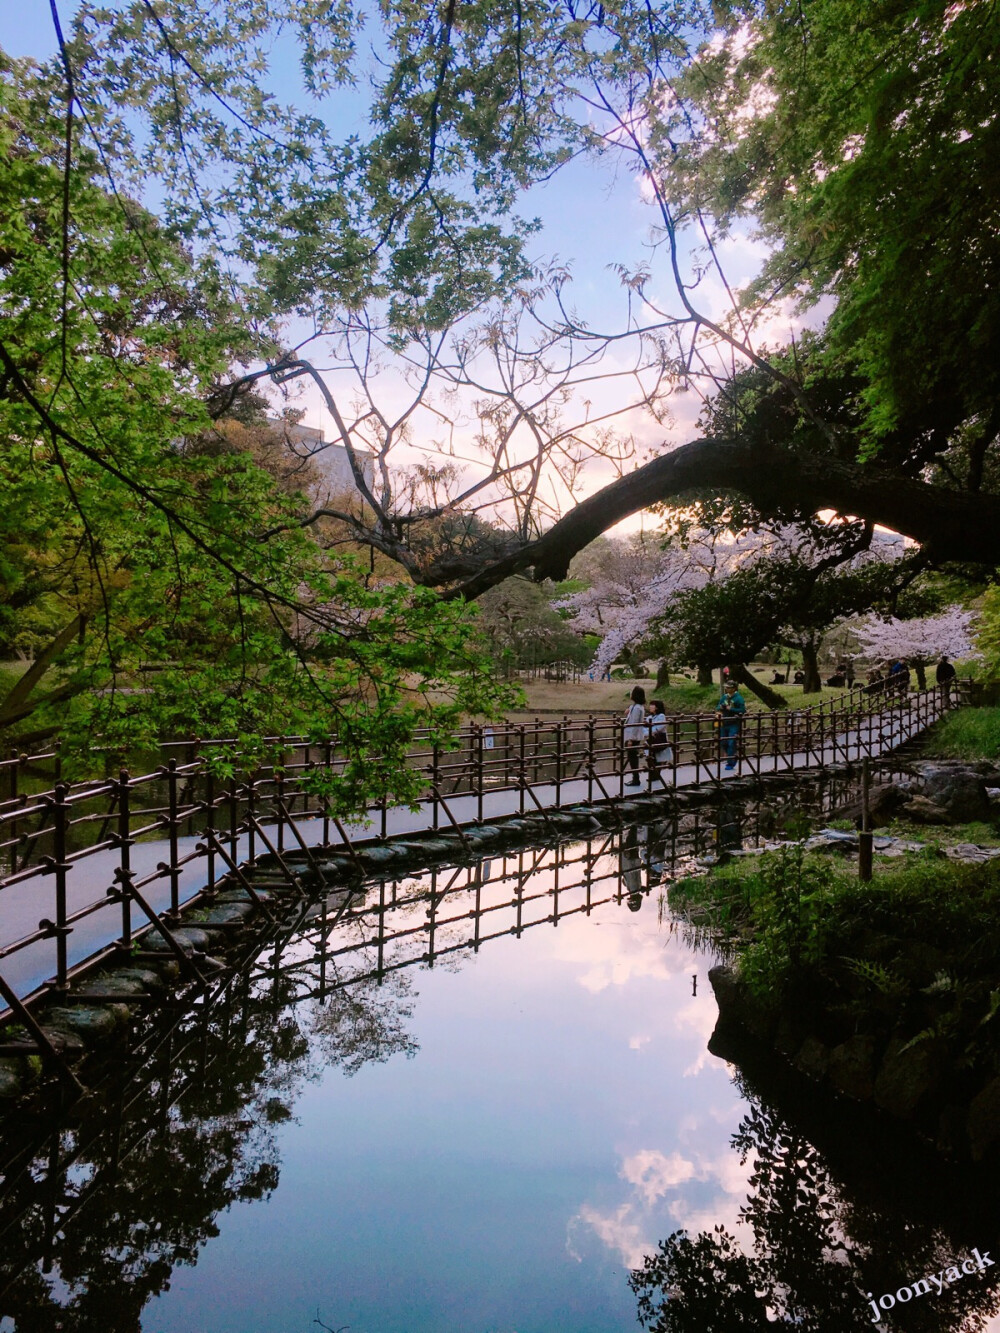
<box><xmin>647</xmin><ymin>699</ymin><xmax>673</xmax><ymax>783</ymax></box>
<box><xmin>936</xmin><ymin>653</ymin><xmax>957</xmax><ymax>701</ymax></box>
<box><xmin>716</xmin><ymin>680</ymin><xmax>745</xmax><ymax>771</ymax></box>
<box><xmin>623</xmin><ymin>686</ymin><xmax>647</xmax><ymax>786</ymax></box>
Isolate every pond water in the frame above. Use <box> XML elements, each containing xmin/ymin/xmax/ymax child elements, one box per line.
<box><xmin>1</xmin><ymin>796</ymin><xmax>999</xmax><ymax>1332</ymax></box>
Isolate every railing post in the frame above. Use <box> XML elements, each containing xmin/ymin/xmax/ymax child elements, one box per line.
<box><xmin>587</xmin><ymin>717</ymin><xmax>595</xmax><ymax>803</ymax></box>
<box><xmin>117</xmin><ymin>769</ymin><xmax>133</xmax><ymax>952</ymax></box>
<box><xmin>166</xmin><ymin>759</ymin><xmax>180</xmax><ymax>918</ymax></box>
<box><xmin>805</xmin><ymin>707</ymin><xmax>812</xmax><ymax>767</ymax></box>
<box><xmin>788</xmin><ymin>709</ymin><xmax>795</xmax><ymax>772</ymax></box>
<box><xmin>229</xmin><ymin>774</ymin><xmax>239</xmax><ymax>874</ymax></box>
<box><xmin>859</xmin><ymin>757</ymin><xmax>873</xmax><ymax>881</ymax></box>
<box><xmin>431</xmin><ymin>740</ymin><xmax>440</xmax><ymax>831</ymax></box>
<box><xmin>205</xmin><ymin>767</ymin><xmax>217</xmax><ymax>890</ymax></box>
<box><xmin>247</xmin><ymin>770</ymin><xmax>257</xmax><ymax>868</ymax></box>
<box><xmin>324</xmin><ymin>741</ymin><xmax>333</xmax><ymax>846</ymax></box>
<box><xmin>8</xmin><ymin>748</ymin><xmax>17</xmax><ymax>876</ymax></box>
<box><xmin>52</xmin><ymin>783</ymin><xmax>70</xmax><ymax>991</ymax></box>
<box><xmin>274</xmin><ymin>766</ymin><xmax>284</xmax><ymax>856</ymax></box>
<box><xmin>476</xmin><ymin>724</ymin><xmax>486</xmax><ymax>824</ymax></box>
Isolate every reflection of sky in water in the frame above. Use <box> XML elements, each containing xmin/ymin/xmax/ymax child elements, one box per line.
<box><xmin>142</xmin><ymin>870</ymin><xmax>749</xmax><ymax>1333</ymax></box>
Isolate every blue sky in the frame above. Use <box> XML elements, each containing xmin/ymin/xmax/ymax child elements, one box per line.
<box><xmin>4</xmin><ymin>3</ymin><xmax>788</xmax><ymax>522</ymax></box>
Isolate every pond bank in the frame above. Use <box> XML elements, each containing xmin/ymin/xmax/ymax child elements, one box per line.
<box><xmin>671</xmin><ymin>758</ymin><xmax>1000</xmax><ymax>1163</ymax></box>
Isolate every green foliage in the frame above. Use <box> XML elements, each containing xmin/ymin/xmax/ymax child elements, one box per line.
<box><xmin>657</xmin><ymin>547</ymin><xmax>924</xmax><ymax>672</ymax></box>
<box><xmin>631</xmin><ymin>1228</ymin><xmax>765</xmax><ymax>1331</ymax></box>
<box><xmin>733</xmin><ymin>846</ymin><xmax>835</xmax><ymax>999</ymax></box>
<box><xmin>842</xmin><ymin>956</ymin><xmax>908</xmax><ymax>1003</ymax></box>
<box><xmin>0</xmin><ymin>52</ymin><xmax>517</xmax><ymax>811</ymax></box>
<box><xmin>475</xmin><ymin>576</ymin><xmax>590</xmax><ymax>670</ymax></box>
<box><xmin>977</xmin><ymin>587</ymin><xmax>1000</xmax><ymax>679</ymax></box>
<box><xmin>690</xmin><ymin>847</ymin><xmax>1000</xmax><ymax>1076</ymax></box>
<box><xmin>924</xmin><ymin>707</ymin><xmax>1000</xmax><ymax>762</ymax></box>
<box><xmin>669</xmin><ymin>0</ymin><xmax>1000</xmax><ymax>450</ymax></box>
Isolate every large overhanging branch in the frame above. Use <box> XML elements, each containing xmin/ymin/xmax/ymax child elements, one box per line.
<box><xmin>446</xmin><ymin>436</ymin><xmax>1000</xmax><ymax>600</ymax></box>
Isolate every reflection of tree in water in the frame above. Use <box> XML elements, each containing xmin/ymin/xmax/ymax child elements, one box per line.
<box><xmin>310</xmin><ymin>972</ymin><xmax>418</xmax><ymax>1075</ymax></box>
<box><xmin>631</xmin><ymin>1090</ymin><xmax>1000</xmax><ymax>1331</ymax></box>
<box><xmin>0</xmin><ymin>967</ymin><xmax>417</xmax><ymax>1332</ymax></box>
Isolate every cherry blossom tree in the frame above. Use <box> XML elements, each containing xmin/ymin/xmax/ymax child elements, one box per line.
<box><xmin>556</xmin><ymin>524</ymin><xmax>905</xmax><ymax>693</ymax></box>
<box><xmin>554</xmin><ymin>534</ymin><xmax>724</xmax><ymax>680</ymax></box>
<box><xmin>853</xmin><ymin>608</ymin><xmax>980</xmax><ymax>687</ymax></box>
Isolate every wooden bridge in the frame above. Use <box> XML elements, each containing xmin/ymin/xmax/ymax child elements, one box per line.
<box><xmin>0</xmin><ymin>680</ymin><xmax>966</xmax><ymax>1058</ymax></box>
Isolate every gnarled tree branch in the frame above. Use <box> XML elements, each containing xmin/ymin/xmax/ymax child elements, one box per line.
<box><xmin>447</xmin><ymin>436</ymin><xmax>1000</xmax><ymax>600</ymax></box>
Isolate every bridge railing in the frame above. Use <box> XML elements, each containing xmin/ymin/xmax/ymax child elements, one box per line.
<box><xmin>0</xmin><ymin>679</ymin><xmax>967</xmax><ymax>1028</ymax></box>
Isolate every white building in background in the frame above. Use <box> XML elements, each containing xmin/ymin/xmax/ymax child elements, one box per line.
<box><xmin>268</xmin><ymin>418</ymin><xmax>375</xmax><ymax>500</ymax></box>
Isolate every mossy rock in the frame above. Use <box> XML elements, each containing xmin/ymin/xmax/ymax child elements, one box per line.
<box><xmin>794</xmin><ymin>1036</ymin><xmax>830</xmax><ymax>1081</ymax></box>
<box><xmin>141</xmin><ymin>926</ymin><xmax>210</xmax><ymax>954</ymax></box>
<box><xmin>827</xmin><ymin>1034</ymin><xmax>879</xmax><ymax>1101</ymax></box>
<box><xmin>873</xmin><ymin>1034</ymin><xmax>945</xmax><ymax>1119</ymax></box>
<box><xmin>417</xmin><ymin>838</ymin><xmax>457</xmax><ymax>856</ymax></box>
<box><xmin>46</xmin><ymin>1003</ymin><xmax>130</xmax><ymax>1041</ymax></box>
<box><xmin>199</xmin><ymin>902</ymin><xmax>253</xmax><ymax>926</ymax></box>
<box><xmin>74</xmin><ymin>975</ymin><xmax>148</xmax><ymax>999</ymax></box>
<box><xmin>361</xmin><ymin>844</ymin><xmax>407</xmax><ymax>864</ymax></box>
<box><xmin>215</xmin><ymin>888</ymin><xmax>261</xmax><ymax>904</ymax></box>
<box><xmin>968</xmin><ymin>1077</ymin><xmax>1000</xmax><ymax>1161</ymax></box>
<box><xmin>114</xmin><ymin>967</ymin><xmax>169</xmax><ymax>993</ymax></box>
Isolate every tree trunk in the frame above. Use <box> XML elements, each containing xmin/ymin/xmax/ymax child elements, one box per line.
<box><xmin>801</xmin><ymin>641</ymin><xmax>822</xmax><ymax>694</ymax></box>
<box><xmin>697</xmin><ymin>664</ymin><xmax>713</xmax><ymax>687</ymax></box>
<box><xmin>444</xmin><ymin>434</ymin><xmax>1000</xmax><ymax>600</ymax></box>
<box><xmin>729</xmin><ymin>663</ymin><xmax>787</xmax><ymax>710</ymax></box>
<box><xmin>623</xmin><ymin>648</ymin><xmax>646</xmax><ymax>679</ymax></box>
<box><xmin>655</xmin><ymin>659</ymin><xmax>671</xmax><ymax>689</ymax></box>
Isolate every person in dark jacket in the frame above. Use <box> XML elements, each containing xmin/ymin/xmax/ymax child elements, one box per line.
<box><xmin>935</xmin><ymin>654</ymin><xmax>957</xmax><ymax>700</ymax></box>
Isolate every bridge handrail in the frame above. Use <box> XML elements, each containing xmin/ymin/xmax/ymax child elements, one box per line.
<box><xmin>0</xmin><ymin>679</ymin><xmax>969</xmax><ymax>1028</ymax></box>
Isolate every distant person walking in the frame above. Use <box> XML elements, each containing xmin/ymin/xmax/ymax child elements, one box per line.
<box><xmin>888</xmin><ymin>658</ymin><xmax>910</xmax><ymax>699</ymax></box>
<box><xmin>623</xmin><ymin>686</ymin><xmax>647</xmax><ymax>786</ymax></box>
<box><xmin>935</xmin><ymin>654</ymin><xmax>957</xmax><ymax>700</ymax></box>
<box><xmin>866</xmin><ymin>667</ymin><xmax>884</xmax><ymax>697</ymax></box>
<box><xmin>716</xmin><ymin>680</ymin><xmax>745</xmax><ymax>771</ymax></box>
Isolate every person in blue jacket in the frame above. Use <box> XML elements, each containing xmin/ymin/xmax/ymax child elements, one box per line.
<box><xmin>716</xmin><ymin>679</ymin><xmax>746</xmax><ymax>770</ymax></box>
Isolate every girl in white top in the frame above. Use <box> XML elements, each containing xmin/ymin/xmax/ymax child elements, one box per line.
<box><xmin>647</xmin><ymin>699</ymin><xmax>673</xmax><ymax>780</ymax></box>
<box><xmin>623</xmin><ymin>686</ymin><xmax>646</xmax><ymax>785</ymax></box>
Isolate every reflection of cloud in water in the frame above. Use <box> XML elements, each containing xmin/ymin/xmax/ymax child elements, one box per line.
<box><xmin>570</xmin><ymin>1203</ymin><xmax>651</xmax><ymax>1271</ymax></box>
<box><xmin>673</xmin><ymin>997</ymin><xmax>729</xmax><ymax>1076</ymax></box>
<box><xmin>574</xmin><ymin>1144</ymin><xmax>757</xmax><ymax>1270</ymax></box>
<box><xmin>621</xmin><ymin>1149</ymin><xmax>698</xmax><ymax>1204</ymax></box>
<box><xmin>550</xmin><ymin>912</ymin><xmax>685</xmax><ymax>993</ymax></box>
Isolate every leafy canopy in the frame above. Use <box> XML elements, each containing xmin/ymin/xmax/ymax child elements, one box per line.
<box><xmin>0</xmin><ymin>50</ymin><xmax>515</xmax><ymax>803</ymax></box>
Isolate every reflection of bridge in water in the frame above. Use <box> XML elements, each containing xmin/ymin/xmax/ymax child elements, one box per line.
<box><xmin>0</xmin><ymin>808</ymin><xmax>997</xmax><ymax>1333</ymax></box>
<box><xmin>0</xmin><ymin>683</ymin><xmax>964</xmax><ymax>1069</ymax></box>
<box><xmin>282</xmin><ymin>801</ymin><xmax>812</xmax><ymax>1001</ymax></box>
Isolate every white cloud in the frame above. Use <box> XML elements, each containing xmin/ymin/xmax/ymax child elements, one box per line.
<box><xmin>621</xmin><ymin>1149</ymin><xmax>700</xmax><ymax>1204</ymax></box>
<box><xmin>573</xmin><ymin>1202</ymin><xmax>651</xmax><ymax>1270</ymax></box>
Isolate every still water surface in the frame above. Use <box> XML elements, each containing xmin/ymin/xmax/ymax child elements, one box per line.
<box><xmin>1</xmin><ymin>802</ymin><xmax>999</xmax><ymax>1332</ymax></box>
<box><xmin>147</xmin><ymin>838</ymin><xmax>734</xmax><ymax>1333</ymax></box>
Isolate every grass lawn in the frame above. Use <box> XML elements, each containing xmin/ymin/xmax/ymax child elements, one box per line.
<box><xmin>921</xmin><ymin>706</ymin><xmax>1000</xmax><ymax>762</ymax></box>
<box><xmin>507</xmin><ymin>669</ymin><xmax>844</xmax><ymax>720</ymax></box>
<box><xmin>0</xmin><ymin>661</ymin><xmax>26</xmax><ymax>697</ymax></box>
